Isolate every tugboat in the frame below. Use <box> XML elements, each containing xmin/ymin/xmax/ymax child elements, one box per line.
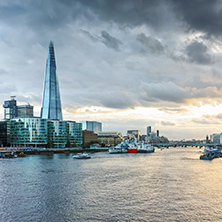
<box><xmin>73</xmin><ymin>152</ymin><xmax>91</xmax><ymax>159</ymax></box>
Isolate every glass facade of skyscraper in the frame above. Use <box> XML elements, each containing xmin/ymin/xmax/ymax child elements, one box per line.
<box><xmin>41</xmin><ymin>41</ymin><xmax>63</xmax><ymax>120</ymax></box>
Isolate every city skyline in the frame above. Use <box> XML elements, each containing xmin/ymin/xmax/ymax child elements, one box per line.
<box><xmin>1</xmin><ymin>1</ymin><xmax>222</xmax><ymax>139</ymax></box>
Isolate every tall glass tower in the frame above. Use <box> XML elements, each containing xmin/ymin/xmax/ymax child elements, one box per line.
<box><xmin>41</xmin><ymin>41</ymin><xmax>63</xmax><ymax>120</ymax></box>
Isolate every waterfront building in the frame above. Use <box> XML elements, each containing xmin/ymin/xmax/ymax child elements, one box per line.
<box><xmin>65</xmin><ymin>121</ymin><xmax>82</xmax><ymax>147</ymax></box>
<box><xmin>47</xmin><ymin>120</ymin><xmax>68</xmax><ymax>148</ymax></box>
<box><xmin>9</xmin><ymin>118</ymin><xmax>83</xmax><ymax>148</ymax></box>
<box><xmin>3</xmin><ymin>96</ymin><xmax>17</xmax><ymax>120</ymax></box>
<box><xmin>82</xmin><ymin>130</ymin><xmax>98</xmax><ymax>148</ymax></box>
<box><xmin>98</xmin><ymin>131</ymin><xmax>122</xmax><ymax>147</ymax></box>
<box><xmin>127</xmin><ymin>130</ymin><xmax>141</xmax><ymax>141</ymax></box>
<box><xmin>41</xmin><ymin>41</ymin><xmax>63</xmax><ymax>121</ymax></box>
<box><xmin>147</xmin><ymin>126</ymin><xmax>151</xmax><ymax>136</ymax></box>
<box><xmin>17</xmin><ymin>104</ymin><xmax>33</xmax><ymax>118</ymax></box>
<box><xmin>0</xmin><ymin>120</ymin><xmax>10</xmax><ymax>147</ymax></box>
<box><xmin>210</xmin><ymin>133</ymin><xmax>222</xmax><ymax>144</ymax></box>
<box><xmin>10</xmin><ymin>118</ymin><xmax>48</xmax><ymax>148</ymax></box>
<box><xmin>80</xmin><ymin>121</ymin><xmax>102</xmax><ymax>133</ymax></box>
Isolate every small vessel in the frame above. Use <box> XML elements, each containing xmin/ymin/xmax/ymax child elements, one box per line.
<box><xmin>137</xmin><ymin>143</ymin><xmax>155</xmax><ymax>153</ymax></box>
<box><xmin>18</xmin><ymin>152</ymin><xmax>26</xmax><ymax>157</ymax></box>
<box><xmin>204</xmin><ymin>146</ymin><xmax>214</xmax><ymax>152</ymax></box>
<box><xmin>0</xmin><ymin>151</ymin><xmax>17</xmax><ymax>158</ymax></box>
<box><xmin>73</xmin><ymin>152</ymin><xmax>91</xmax><ymax>159</ymax></box>
<box><xmin>200</xmin><ymin>149</ymin><xmax>221</xmax><ymax>160</ymax></box>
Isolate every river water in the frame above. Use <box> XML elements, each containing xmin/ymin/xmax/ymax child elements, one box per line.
<box><xmin>0</xmin><ymin>147</ymin><xmax>222</xmax><ymax>222</ymax></box>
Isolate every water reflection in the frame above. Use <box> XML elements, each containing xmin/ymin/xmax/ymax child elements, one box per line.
<box><xmin>0</xmin><ymin>148</ymin><xmax>222</xmax><ymax>221</ymax></box>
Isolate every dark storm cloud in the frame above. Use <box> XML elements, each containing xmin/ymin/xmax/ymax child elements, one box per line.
<box><xmin>137</xmin><ymin>33</ymin><xmax>165</xmax><ymax>55</ymax></box>
<box><xmin>2</xmin><ymin>0</ymin><xmax>222</xmax><ymax>39</ymax></box>
<box><xmin>185</xmin><ymin>41</ymin><xmax>213</xmax><ymax>64</ymax></box>
<box><xmin>101</xmin><ymin>31</ymin><xmax>122</xmax><ymax>50</ymax></box>
<box><xmin>77</xmin><ymin>0</ymin><xmax>168</xmax><ymax>28</ymax></box>
<box><xmin>73</xmin><ymin>0</ymin><xmax>222</xmax><ymax>38</ymax></box>
<box><xmin>171</xmin><ymin>0</ymin><xmax>222</xmax><ymax>37</ymax></box>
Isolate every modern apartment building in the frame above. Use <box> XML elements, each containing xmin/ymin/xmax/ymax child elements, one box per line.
<box><xmin>10</xmin><ymin>118</ymin><xmax>82</xmax><ymax>148</ymax></box>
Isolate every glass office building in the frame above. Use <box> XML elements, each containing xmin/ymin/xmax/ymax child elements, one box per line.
<box><xmin>66</xmin><ymin>121</ymin><xmax>82</xmax><ymax>147</ymax></box>
<box><xmin>9</xmin><ymin>118</ymin><xmax>83</xmax><ymax>148</ymax></box>
<box><xmin>80</xmin><ymin>121</ymin><xmax>102</xmax><ymax>133</ymax></box>
<box><xmin>3</xmin><ymin>97</ymin><xmax>17</xmax><ymax>120</ymax></box>
<box><xmin>10</xmin><ymin>118</ymin><xmax>48</xmax><ymax>147</ymax></box>
<box><xmin>41</xmin><ymin>41</ymin><xmax>63</xmax><ymax>120</ymax></box>
<box><xmin>47</xmin><ymin>120</ymin><xmax>68</xmax><ymax>148</ymax></box>
<box><xmin>17</xmin><ymin>105</ymin><xmax>33</xmax><ymax>117</ymax></box>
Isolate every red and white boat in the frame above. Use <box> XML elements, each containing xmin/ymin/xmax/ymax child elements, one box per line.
<box><xmin>127</xmin><ymin>144</ymin><xmax>138</xmax><ymax>153</ymax></box>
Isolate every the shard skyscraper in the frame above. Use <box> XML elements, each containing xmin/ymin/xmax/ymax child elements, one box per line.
<box><xmin>41</xmin><ymin>41</ymin><xmax>63</xmax><ymax>120</ymax></box>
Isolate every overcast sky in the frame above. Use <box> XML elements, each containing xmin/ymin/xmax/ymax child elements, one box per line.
<box><xmin>1</xmin><ymin>0</ymin><xmax>222</xmax><ymax>139</ymax></box>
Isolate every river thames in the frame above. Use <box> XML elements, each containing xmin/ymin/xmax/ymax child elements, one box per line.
<box><xmin>0</xmin><ymin>147</ymin><xmax>222</xmax><ymax>222</ymax></box>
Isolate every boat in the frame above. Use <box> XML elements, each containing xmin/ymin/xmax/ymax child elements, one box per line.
<box><xmin>127</xmin><ymin>144</ymin><xmax>137</xmax><ymax>153</ymax></box>
<box><xmin>137</xmin><ymin>143</ymin><xmax>155</xmax><ymax>153</ymax></box>
<box><xmin>18</xmin><ymin>152</ymin><xmax>26</xmax><ymax>157</ymax></box>
<box><xmin>204</xmin><ymin>146</ymin><xmax>214</xmax><ymax>152</ymax></box>
<box><xmin>200</xmin><ymin>149</ymin><xmax>221</xmax><ymax>160</ymax></box>
<box><xmin>73</xmin><ymin>152</ymin><xmax>91</xmax><ymax>159</ymax></box>
<box><xmin>108</xmin><ymin>142</ymin><xmax>128</xmax><ymax>154</ymax></box>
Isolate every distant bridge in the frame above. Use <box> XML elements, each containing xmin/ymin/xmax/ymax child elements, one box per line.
<box><xmin>152</xmin><ymin>142</ymin><xmax>219</xmax><ymax>149</ymax></box>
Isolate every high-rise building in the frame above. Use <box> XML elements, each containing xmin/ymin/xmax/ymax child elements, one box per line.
<box><xmin>3</xmin><ymin>96</ymin><xmax>17</xmax><ymax>120</ymax></box>
<box><xmin>147</xmin><ymin>126</ymin><xmax>151</xmax><ymax>136</ymax></box>
<box><xmin>80</xmin><ymin>121</ymin><xmax>102</xmax><ymax>133</ymax></box>
<box><xmin>157</xmin><ymin>130</ymin><xmax>159</xmax><ymax>137</ymax></box>
<box><xmin>41</xmin><ymin>41</ymin><xmax>63</xmax><ymax>120</ymax></box>
<box><xmin>17</xmin><ymin>104</ymin><xmax>33</xmax><ymax>118</ymax></box>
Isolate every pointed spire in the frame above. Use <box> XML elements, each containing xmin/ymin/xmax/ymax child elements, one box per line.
<box><xmin>41</xmin><ymin>41</ymin><xmax>63</xmax><ymax>120</ymax></box>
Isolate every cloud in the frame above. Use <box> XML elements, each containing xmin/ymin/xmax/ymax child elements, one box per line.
<box><xmin>137</xmin><ymin>33</ymin><xmax>165</xmax><ymax>55</ymax></box>
<box><xmin>161</xmin><ymin>121</ymin><xmax>176</xmax><ymax>126</ymax></box>
<box><xmin>172</xmin><ymin>0</ymin><xmax>222</xmax><ymax>37</ymax></box>
<box><xmin>158</xmin><ymin>108</ymin><xmax>188</xmax><ymax>114</ymax></box>
<box><xmin>185</xmin><ymin>41</ymin><xmax>213</xmax><ymax>64</ymax></box>
<box><xmin>100</xmin><ymin>31</ymin><xmax>122</xmax><ymax>50</ymax></box>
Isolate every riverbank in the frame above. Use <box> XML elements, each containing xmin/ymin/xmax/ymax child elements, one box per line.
<box><xmin>0</xmin><ymin>147</ymin><xmax>108</xmax><ymax>156</ymax></box>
